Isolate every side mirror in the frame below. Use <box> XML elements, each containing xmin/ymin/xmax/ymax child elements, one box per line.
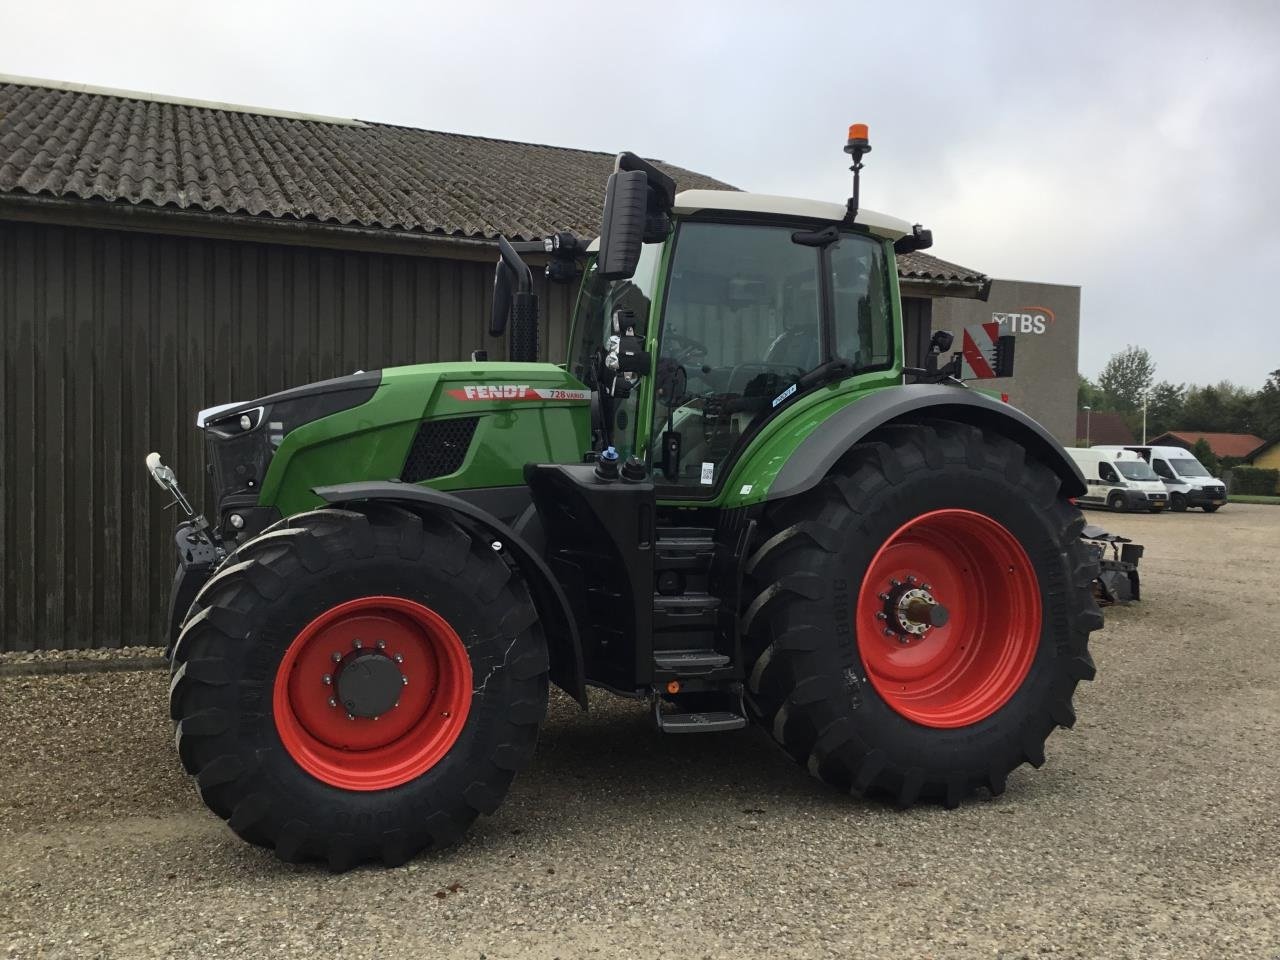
<box><xmin>489</xmin><ymin>236</ymin><xmax>533</xmax><ymax>338</ymax></box>
<box><xmin>597</xmin><ymin>169</ymin><xmax>648</xmax><ymax>280</ymax></box>
<box><xmin>490</xmin><ymin>258</ymin><xmax>514</xmax><ymax>337</ymax></box>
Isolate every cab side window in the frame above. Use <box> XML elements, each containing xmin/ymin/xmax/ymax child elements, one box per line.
<box><xmin>1152</xmin><ymin>459</ymin><xmax>1173</xmax><ymax>480</ymax></box>
<box><xmin>1099</xmin><ymin>462</ymin><xmax>1118</xmax><ymax>483</ymax></box>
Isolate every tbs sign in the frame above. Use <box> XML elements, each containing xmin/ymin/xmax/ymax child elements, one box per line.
<box><xmin>992</xmin><ymin>306</ymin><xmax>1055</xmax><ymax>335</ymax></box>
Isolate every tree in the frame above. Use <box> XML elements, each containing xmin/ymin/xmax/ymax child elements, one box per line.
<box><xmin>1191</xmin><ymin>438</ymin><xmax>1220</xmax><ymax>476</ymax></box>
<box><xmin>1144</xmin><ymin>381</ymin><xmax>1186</xmax><ymax>438</ymax></box>
<box><xmin>1255</xmin><ymin>369</ymin><xmax>1280</xmax><ymax>441</ymax></box>
<box><xmin>1182</xmin><ymin>381</ymin><xmax>1256</xmax><ymax>434</ymax></box>
<box><xmin>1077</xmin><ymin>374</ymin><xmax>1106</xmax><ymax>411</ymax></box>
<box><xmin>1098</xmin><ymin>346</ymin><xmax>1155</xmax><ymax>412</ymax></box>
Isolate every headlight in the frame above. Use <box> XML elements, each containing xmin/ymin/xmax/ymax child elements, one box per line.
<box><xmin>206</xmin><ymin>405</ymin><xmax>264</xmax><ymax>438</ymax></box>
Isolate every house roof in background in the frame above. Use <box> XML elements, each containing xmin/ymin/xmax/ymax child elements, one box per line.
<box><xmin>897</xmin><ymin>250</ymin><xmax>986</xmax><ymax>284</ymax></box>
<box><xmin>0</xmin><ymin>75</ymin><xmax>987</xmax><ymax>287</ymax></box>
<box><xmin>1149</xmin><ymin>431</ymin><xmax>1267</xmax><ymax>459</ymax></box>
<box><xmin>1076</xmin><ymin>410</ymin><xmax>1134</xmax><ymax>445</ymax></box>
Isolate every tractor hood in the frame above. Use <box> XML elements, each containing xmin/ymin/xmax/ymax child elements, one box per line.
<box><xmin>248</xmin><ymin>360</ymin><xmax>593</xmax><ymax>518</ymax></box>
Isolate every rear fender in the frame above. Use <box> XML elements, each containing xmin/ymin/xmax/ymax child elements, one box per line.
<box><xmin>313</xmin><ymin>481</ymin><xmax>587</xmax><ymax>709</ymax></box>
<box><xmin>767</xmin><ymin>385</ymin><xmax>1086</xmax><ymax>501</ymax></box>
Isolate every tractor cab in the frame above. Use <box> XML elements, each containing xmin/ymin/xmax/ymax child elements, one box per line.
<box><xmin>567</xmin><ymin>190</ymin><xmax>906</xmax><ymax>498</ymax></box>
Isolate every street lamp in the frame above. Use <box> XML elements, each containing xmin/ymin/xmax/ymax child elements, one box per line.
<box><xmin>1082</xmin><ymin>405</ymin><xmax>1092</xmax><ymax>447</ymax></box>
<box><xmin>1141</xmin><ymin>392</ymin><xmax>1148</xmax><ymax>445</ymax></box>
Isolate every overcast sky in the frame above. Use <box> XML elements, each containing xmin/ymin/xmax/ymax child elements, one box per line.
<box><xmin>4</xmin><ymin>1</ymin><xmax>1278</xmax><ymax>387</ymax></box>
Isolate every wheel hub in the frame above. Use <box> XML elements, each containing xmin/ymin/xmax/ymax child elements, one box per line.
<box><xmin>335</xmin><ymin>651</ymin><xmax>404</xmax><ymax>718</ymax></box>
<box><xmin>878</xmin><ymin>577</ymin><xmax>950</xmax><ymax>642</ymax></box>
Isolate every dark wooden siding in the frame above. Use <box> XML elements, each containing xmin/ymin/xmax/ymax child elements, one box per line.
<box><xmin>0</xmin><ymin>219</ymin><xmax>576</xmax><ymax>651</ymax></box>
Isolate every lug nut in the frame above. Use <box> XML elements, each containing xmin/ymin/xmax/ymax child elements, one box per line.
<box><xmin>353</xmin><ymin>638</ymin><xmax>363</xmax><ymax>649</ymax></box>
<box><xmin>346</xmin><ymin>713</ymin><xmax>356</xmax><ymax>721</ymax></box>
<box><xmin>878</xmin><ymin>592</ymin><xmax>890</xmax><ymax>601</ymax></box>
<box><xmin>491</xmin><ymin>540</ymin><xmax>503</xmax><ymax>552</ymax></box>
<box><xmin>883</xmin><ymin>628</ymin><xmax>895</xmax><ymax>637</ymax></box>
<box><xmin>331</xmin><ymin>652</ymin><xmax>341</xmax><ymax>663</ymax></box>
<box><xmin>402</xmin><ymin>676</ymin><xmax>409</xmax><ymax>686</ymax></box>
<box><xmin>376</xmin><ymin>639</ymin><xmax>385</xmax><ymax>650</ymax></box>
<box><xmin>890</xmin><ymin>578</ymin><xmax>901</xmax><ymax>587</ymax></box>
<box><xmin>394</xmin><ymin>654</ymin><xmax>404</xmax><ymax>664</ymax></box>
<box><xmin>327</xmin><ymin>697</ymin><xmax>337</xmax><ymax>708</ymax></box>
<box><xmin>922</xmin><ymin>583</ymin><xmax>932</xmax><ymax>591</ymax></box>
<box><xmin>322</xmin><ymin>674</ymin><xmax>332</xmax><ymax>685</ymax></box>
<box><xmin>875</xmin><ymin>612</ymin><xmax>887</xmax><ymax>621</ymax></box>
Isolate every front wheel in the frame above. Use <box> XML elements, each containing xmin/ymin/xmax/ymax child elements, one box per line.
<box><xmin>1170</xmin><ymin>492</ymin><xmax>1188</xmax><ymax>512</ymax></box>
<box><xmin>169</xmin><ymin>505</ymin><xmax>549</xmax><ymax>869</ymax></box>
<box><xmin>1106</xmin><ymin>491</ymin><xmax>1126</xmax><ymax>511</ymax></box>
<box><xmin>1203</xmin><ymin>503</ymin><xmax>1221</xmax><ymax>513</ymax></box>
<box><xmin>743</xmin><ymin>421</ymin><xmax>1101</xmax><ymax>807</ymax></box>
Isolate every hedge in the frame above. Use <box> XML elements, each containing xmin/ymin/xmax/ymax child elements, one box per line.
<box><xmin>1230</xmin><ymin>466</ymin><xmax>1280</xmax><ymax>495</ymax></box>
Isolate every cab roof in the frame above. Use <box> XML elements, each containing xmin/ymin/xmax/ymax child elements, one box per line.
<box><xmin>672</xmin><ymin>189</ymin><xmax>914</xmax><ymax>240</ymax></box>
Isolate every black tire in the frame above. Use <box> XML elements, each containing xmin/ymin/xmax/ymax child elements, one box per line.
<box><xmin>1202</xmin><ymin>503</ymin><xmax>1221</xmax><ymax>513</ymax></box>
<box><xmin>742</xmin><ymin>420</ymin><xmax>1101</xmax><ymax>807</ymax></box>
<box><xmin>1106</xmin><ymin>491</ymin><xmax>1126</xmax><ymax>511</ymax></box>
<box><xmin>1171</xmin><ymin>492</ymin><xmax>1188</xmax><ymax>512</ymax></box>
<box><xmin>169</xmin><ymin>505</ymin><xmax>549</xmax><ymax>869</ymax></box>
<box><xmin>1148</xmin><ymin>507</ymin><xmax>1164</xmax><ymax>514</ymax></box>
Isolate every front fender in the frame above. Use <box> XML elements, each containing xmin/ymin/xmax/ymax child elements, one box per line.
<box><xmin>768</xmin><ymin>385</ymin><xmax>1086</xmax><ymax>501</ymax></box>
<box><xmin>313</xmin><ymin>481</ymin><xmax>587</xmax><ymax>709</ymax></box>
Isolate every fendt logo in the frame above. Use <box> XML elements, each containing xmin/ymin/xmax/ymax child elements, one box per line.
<box><xmin>445</xmin><ymin>384</ymin><xmax>590</xmax><ymax>402</ymax></box>
<box><xmin>991</xmin><ymin>305</ymin><xmax>1055</xmax><ymax>335</ymax></box>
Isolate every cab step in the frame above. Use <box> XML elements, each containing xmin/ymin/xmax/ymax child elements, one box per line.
<box><xmin>653</xmin><ymin>702</ymin><xmax>747</xmax><ymax>734</ymax></box>
<box><xmin>653</xmin><ymin>649</ymin><xmax>730</xmax><ymax>676</ymax></box>
<box><xmin>652</xmin><ymin>686</ymin><xmax>747</xmax><ymax>734</ymax></box>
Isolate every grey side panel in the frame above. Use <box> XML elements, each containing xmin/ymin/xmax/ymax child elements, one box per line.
<box><xmin>769</xmin><ymin>385</ymin><xmax>1086</xmax><ymax>501</ymax></box>
<box><xmin>313</xmin><ymin>481</ymin><xmax>587</xmax><ymax>709</ymax></box>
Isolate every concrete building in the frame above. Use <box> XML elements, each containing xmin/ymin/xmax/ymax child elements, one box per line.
<box><xmin>931</xmin><ymin>279</ymin><xmax>1082</xmax><ymax>443</ymax></box>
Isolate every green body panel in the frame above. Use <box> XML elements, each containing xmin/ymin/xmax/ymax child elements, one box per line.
<box><xmin>670</xmin><ymin>369</ymin><xmax>903</xmax><ymax>508</ymax></box>
<box><xmin>259</xmin><ymin>361</ymin><xmax>591</xmax><ymax>516</ymax></box>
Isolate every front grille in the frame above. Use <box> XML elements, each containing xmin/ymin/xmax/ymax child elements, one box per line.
<box><xmin>1147</xmin><ymin>492</ymin><xmax>1166</xmax><ymax>500</ymax></box>
<box><xmin>400</xmin><ymin>417</ymin><xmax>479</xmax><ymax>482</ymax></box>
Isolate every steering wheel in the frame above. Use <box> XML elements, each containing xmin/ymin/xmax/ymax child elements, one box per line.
<box><xmin>664</xmin><ymin>331</ymin><xmax>709</xmax><ymax>365</ymax></box>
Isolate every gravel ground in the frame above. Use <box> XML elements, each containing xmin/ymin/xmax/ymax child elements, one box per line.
<box><xmin>2</xmin><ymin>505</ymin><xmax>1278</xmax><ymax>959</ymax></box>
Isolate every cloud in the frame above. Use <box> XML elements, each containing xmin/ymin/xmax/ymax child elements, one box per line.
<box><xmin>2</xmin><ymin>0</ymin><xmax>1278</xmax><ymax>385</ymax></box>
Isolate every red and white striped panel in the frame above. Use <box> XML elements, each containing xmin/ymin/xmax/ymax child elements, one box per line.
<box><xmin>960</xmin><ymin>321</ymin><xmax>1001</xmax><ymax>380</ymax></box>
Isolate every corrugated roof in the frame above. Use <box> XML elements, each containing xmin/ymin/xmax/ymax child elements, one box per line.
<box><xmin>0</xmin><ymin>76</ymin><xmax>731</xmax><ymax>241</ymax></box>
<box><xmin>1150</xmin><ymin>431</ymin><xmax>1267</xmax><ymax>459</ymax></box>
<box><xmin>897</xmin><ymin>250</ymin><xmax>986</xmax><ymax>284</ymax></box>
<box><xmin>0</xmin><ymin>75</ymin><xmax>988</xmax><ymax>286</ymax></box>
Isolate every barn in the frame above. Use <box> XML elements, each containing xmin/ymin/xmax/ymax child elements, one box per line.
<box><xmin>0</xmin><ymin>75</ymin><xmax>988</xmax><ymax>651</ymax></box>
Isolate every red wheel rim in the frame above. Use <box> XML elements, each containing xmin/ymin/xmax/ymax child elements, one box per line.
<box><xmin>272</xmin><ymin>596</ymin><xmax>472</xmax><ymax>790</ymax></box>
<box><xmin>856</xmin><ymin>509</ymin><xmax>1041</xmax><ymax>728</ymax></box>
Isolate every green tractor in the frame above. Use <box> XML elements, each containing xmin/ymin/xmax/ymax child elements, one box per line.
<box><xmin>147</xmin><ymin>126</ymin><xmax>1101</xmax><ymax>870</ymax></box>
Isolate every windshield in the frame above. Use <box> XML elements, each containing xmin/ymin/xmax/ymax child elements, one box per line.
<box><xmin>1115</xmin><ymin>460</ymin><xmax>1158</xmax><ymax>481</ymax></box>
<box><xmin>567</xmin><ymin>242</ymin><xmax>664</xmax><ymax>459</ymax></box>
<box><xmin>1169</xmin><ymin>458</ymin><xmax>1213</xmax><ymax>478</ymax></box>
<box><xmin>651</xmin><ymin>221</ymin><xmax>893</xmax><ymax>489</ymax></box>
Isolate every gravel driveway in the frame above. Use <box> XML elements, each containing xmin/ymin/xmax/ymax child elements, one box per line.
<box><xmin>3</xmin><ymin>505</ymin><xmax>1278</xmax><ymax>959</ymax></box>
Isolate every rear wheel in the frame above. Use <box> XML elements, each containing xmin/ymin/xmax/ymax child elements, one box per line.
<box><xmin>743</xmin><ymin>421</ymin><xmax>1101</xmax><ymax>806</ymax></box>
<box><xmin>1171</xmin><ymin>492</ymin><xmax>1188</xmax><ymax>512</ymax></box>
<box><xmin>169</xmin><ymin>505</ymin><xmax>548</xmax><ymax>869</ymax></box>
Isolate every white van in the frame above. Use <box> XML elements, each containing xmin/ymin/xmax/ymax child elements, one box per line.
<box><xmin>1066</xmin><ymin>447</ymin><xmax>1168</xmax><ymax>513</ymax></box>
<box><xmin>1093</xmin><ymin>445</ymin><xmax>1228</xmax><ymax>512</ymax></box>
